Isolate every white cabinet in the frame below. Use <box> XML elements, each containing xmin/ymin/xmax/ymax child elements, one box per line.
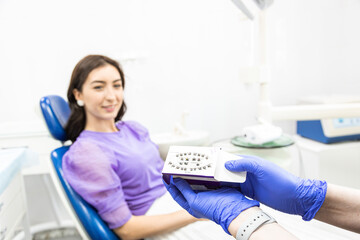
<box><xmin>294</xmin><ymin>135</ymin><xmax>360</xmax><ymax>189</ymax></box>
<box><xmin>0</xmin><ymin>133</ymin><xmax>72</xmax><ymax>231</ymax></box>
<box><xmin>0</xmin><ymin>173</ymin><xmax>25</xmax><ymax>240</ymax></box>
<box><xmin>0</xmin><ymin>148</ymin><xmax>31</xmax><ymax>240</ymax></box>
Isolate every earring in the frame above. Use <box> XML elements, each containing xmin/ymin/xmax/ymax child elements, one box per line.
<box><xmin>77</xmin><ymin>100</ymin><xmax>84</xmax><ymax>107</ymax></box>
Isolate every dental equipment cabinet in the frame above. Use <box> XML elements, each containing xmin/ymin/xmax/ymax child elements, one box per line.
<box><xmin>0</xmin><ymin>148</ymin><xmax>31</xmax><ymax>240</ymax></box>
<box><xmin>0</xmin><ymin>127</ymin><xmax>68</xmax><ymax>239</ymax></box>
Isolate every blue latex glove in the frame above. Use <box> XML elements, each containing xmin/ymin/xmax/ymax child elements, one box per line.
<box><xmin>164</xmin><ymin>176</ymin><xmax>259</xmax><ymax>234</ymax></box>
<box><xmin>225</xmin><ymin>155</ymin><xmax>327</xmax><ymax>221</ymax></box>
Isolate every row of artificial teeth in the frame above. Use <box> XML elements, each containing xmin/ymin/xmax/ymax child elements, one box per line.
<box><xmin>176</xmin><ymin>152</ymin><xmax>207</xmax><ymax>158</ymax></box>
<box><xmin>178</xmin><ymin>157</ymin><xmax>208</xmax><ymax>161</ymax></box>
<box><xmin>168</xmin><ymin>163</ymin><xmax>212</xmax><ymax>171</ymax></box>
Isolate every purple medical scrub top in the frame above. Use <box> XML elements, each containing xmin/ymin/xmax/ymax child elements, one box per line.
<box><xmin>63</xmin><ymin>121</ymin><xmax>166</xmax><ymax>229</ymax></box>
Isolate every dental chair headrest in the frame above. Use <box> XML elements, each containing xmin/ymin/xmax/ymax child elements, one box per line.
<box><xmin>40</xmin><ymin>95</ymin><xmax>71</xmax><ymax>142</ymax></box>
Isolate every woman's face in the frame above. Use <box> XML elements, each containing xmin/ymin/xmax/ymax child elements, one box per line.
<box><xmin>74</xmin><ymin>64</ymin><xmax>124</xmax><ymax>130</ymax></box>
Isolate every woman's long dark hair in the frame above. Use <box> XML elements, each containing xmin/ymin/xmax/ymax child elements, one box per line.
<box><xmin>65</xmin><ymin>55</ymin><xmax>127</xmax><ymax>142</ymax></box>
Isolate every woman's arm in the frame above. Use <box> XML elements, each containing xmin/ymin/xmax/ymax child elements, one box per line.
<box><xmin>114</xmin><ymin>210</ymin><xmax>197</xmax><ymax>240</ymax></box>
<box><xmin>314</xmin><ymin>183</ymin><xmax>360</xmax><ymax>233</ymax></box>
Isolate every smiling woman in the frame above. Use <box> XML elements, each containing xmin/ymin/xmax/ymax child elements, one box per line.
<box><xmin>73</xmin><ymin>64</ymin><xmax>124</xmax><ymax>132</ymax></box>
<box><xmin>65</xmin><ymin>55</ymin><xmax>127</xmax><ymax>142</ymax></box>
<box><xmin>61</xmin><ymin>55</ymin><xmax>233</xmax><ymax>240</ymax></box>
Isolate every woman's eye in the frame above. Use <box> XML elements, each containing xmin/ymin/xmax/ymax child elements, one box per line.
<box><xmin>114</xmin><ymin>84</ymin><xmax>122</xmax><ymax>88</ymax></box>
<box><xmin>94</xmin><ymin>86</ymin><xmax>103</xmax><ymax>90</ymax></box>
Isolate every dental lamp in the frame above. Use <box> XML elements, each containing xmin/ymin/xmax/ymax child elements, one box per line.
<box><xmin>230</xmin><ymin>0</ymin><xmax>273</xmax><ymax>20</ymax></box>
<box><xmin>231</xmin><ymin>0</ymin><xmax>360</xmax><ymax>145</ymax></box>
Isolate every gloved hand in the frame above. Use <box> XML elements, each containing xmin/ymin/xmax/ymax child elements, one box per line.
<box><xmin>164</xmin><ymin>177</ymin><xmax>259</xmax><ymax>234</ymax></box>
<box><xmin>225</xmin><ymin>155</ymin><xmax>327</xmax><ymax>221</ymax></box>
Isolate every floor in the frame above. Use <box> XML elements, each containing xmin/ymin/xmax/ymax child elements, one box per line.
<box><xmin>31</xmin><ymin>228</ymin><xmax>81</xmax><ymax>240</ymax></box>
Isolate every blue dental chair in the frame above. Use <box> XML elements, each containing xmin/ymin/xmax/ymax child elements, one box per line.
<box><xmin>40</xmin><ymin>95</ymin><xmax>120</xmax><ymax>240</ymax></box>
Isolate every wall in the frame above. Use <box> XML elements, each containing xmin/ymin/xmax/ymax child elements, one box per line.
<box><xmin>1</xmin><ymin>0</ymin><xmax>360</xmax><ymax>142</ymax></box>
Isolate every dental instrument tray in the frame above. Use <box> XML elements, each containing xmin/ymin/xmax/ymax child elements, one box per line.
<box><xmin>162</xmin><ymin>146</ymin><xmax>246</xmax><ymax>190</ymax></box>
